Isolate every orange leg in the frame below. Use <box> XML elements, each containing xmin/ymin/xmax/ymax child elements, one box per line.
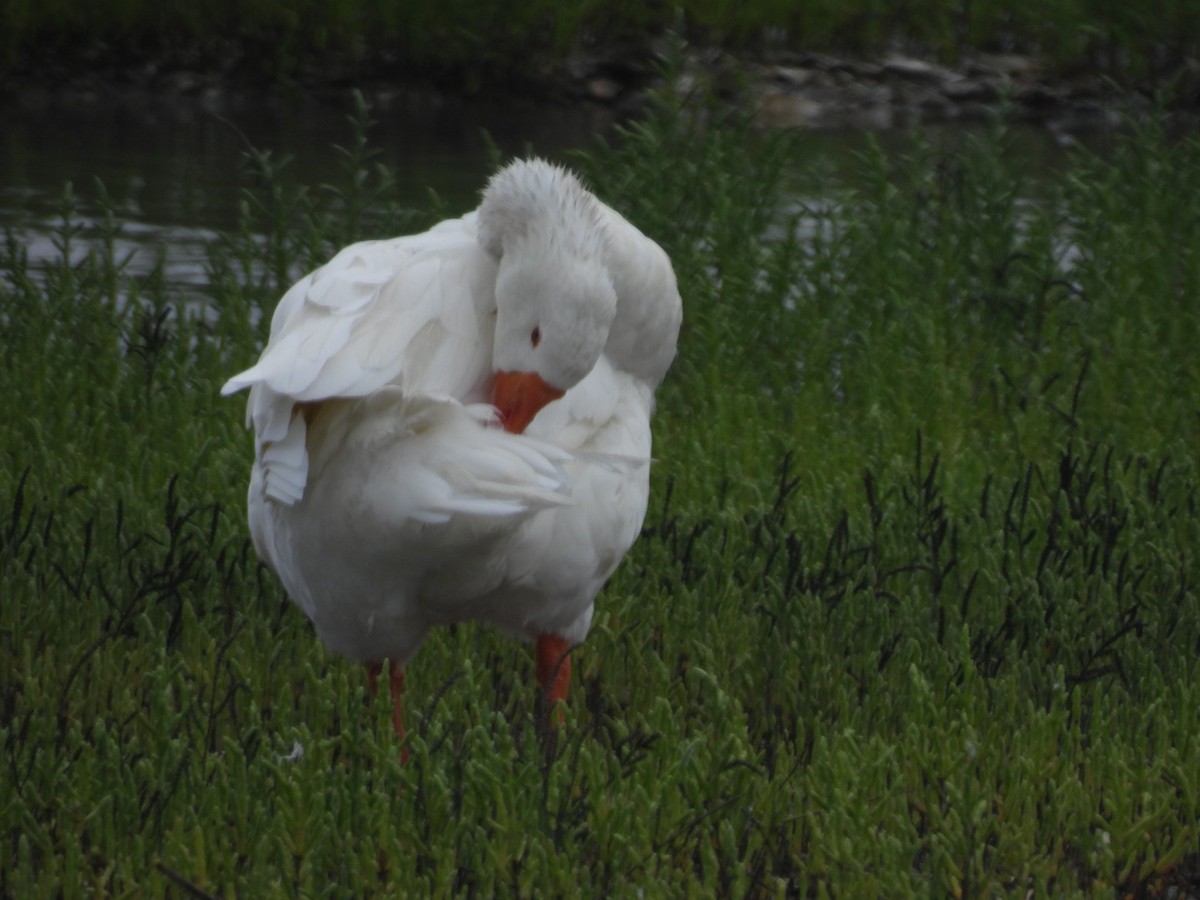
<box><xmin>535</xmin><ymin>635</ymin><xmax>572</xmax><ymax>727</ymax></box>
<box><xmin>366</xmin><ymin>659</ymin><xmax>409</xmax><ymax>762</ymax></box>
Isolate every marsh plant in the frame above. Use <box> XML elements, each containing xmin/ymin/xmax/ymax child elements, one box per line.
<box><xmin>2</xmin><ymin>85</ymin><xmax>1198</xmax><ymax>896</ymax></box>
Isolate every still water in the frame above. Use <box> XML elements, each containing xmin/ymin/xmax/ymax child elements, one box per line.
<box><xmin>0</xmin><ymin>89</ymin><xmax>630</xmax><ymax>297</ymax></box>
<box><xmin>0</xmin><ymin>88</ymin><xmax>1086</xmax><ymax>300</ymax></box>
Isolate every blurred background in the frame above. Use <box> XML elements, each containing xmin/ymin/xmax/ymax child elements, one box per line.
<box><xmin>1</xmin><ymin>0</ymin><xmax>1196</xmax><ymax>298</ymax></box>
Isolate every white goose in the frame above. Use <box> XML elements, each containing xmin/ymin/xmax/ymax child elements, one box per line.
<box><xmin>222</xmin><ymin>158</ymin><xmax>681</xmax><ymax>745</ymax></box>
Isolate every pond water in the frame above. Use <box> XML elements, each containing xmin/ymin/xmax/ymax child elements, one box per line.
<box><xmin>0</xmin><ymin>89</ymin><xmax>628</xmax><ymax>297</ymax></box>
<box><xmin>0</xmin><ymin>88</ymin><xmax>1092</xmax><ymax>301</ymax></box>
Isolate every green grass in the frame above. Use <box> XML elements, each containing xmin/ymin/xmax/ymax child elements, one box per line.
<box><xmin>2</xmin><ymin>83</ymin><xmax>1200</xmax><ymax>896</ymax></box>
<box><xmin>3</xmin><ymin>0</ymin><xmax>1198</xmax><ymax>85</ymax></box>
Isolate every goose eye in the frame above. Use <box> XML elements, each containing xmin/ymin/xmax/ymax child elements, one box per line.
<box><xmin>530</xmin><ymin>326</ymin><xmax>541</xmax><ymax>348</ymax></box>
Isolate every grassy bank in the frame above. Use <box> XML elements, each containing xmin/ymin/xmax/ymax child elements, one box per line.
<box><xmin>2</xmin><ymin>86</ymin><xmax>1200</xmax><ymax>895</ymax></box>
<box><xmin>2</xmin><ymin>0</ymin><xmax>1198</xmax><ymax>87</ymax></box>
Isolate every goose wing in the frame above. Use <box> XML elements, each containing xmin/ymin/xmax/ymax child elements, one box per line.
<box><xmin>222</xmin><ymin>215</ymin><xmax>501</xmax><ymax>503</ymax></box>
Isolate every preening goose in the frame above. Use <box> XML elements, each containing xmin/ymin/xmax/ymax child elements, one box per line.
<box><xmin>223</xmin><ymin>158</ymin><xmax>681</xmax><ymax>747</ymax></box>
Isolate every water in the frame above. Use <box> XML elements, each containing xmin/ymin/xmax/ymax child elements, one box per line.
<box><xmin>0</xmin><ymin>87</ymin><xmax>1095</xmax><ymax>301</ymax></box>
<box><xmin>0</xmin><ymin>89</ymin><xmax>622</xmax><ymax>298</ymax></box>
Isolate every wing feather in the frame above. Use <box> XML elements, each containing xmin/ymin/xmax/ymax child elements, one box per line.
<box><xmin>222</xmin><ymin>216</ymin><xmax>498</xmax><ymax>504</ymax></box>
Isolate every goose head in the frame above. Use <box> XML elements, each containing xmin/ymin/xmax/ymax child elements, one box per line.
<box><xmin>490</xmin><ymin>244</ymin><xmax>617</xmax><ymax>433</ymax></box>
<box><xmin>480</xmin><ymin>160</ymin><xmax>617</xmax><ymax>434</ymax></box>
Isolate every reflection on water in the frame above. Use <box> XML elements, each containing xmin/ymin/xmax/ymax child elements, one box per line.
<box><xmin>0</xmin><ymin>87</ymin><xmax>1099</xmax><ymax>301</ymax></box>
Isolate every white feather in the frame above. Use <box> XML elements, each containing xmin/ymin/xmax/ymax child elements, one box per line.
<box><xmin>223</xmin><ymin>158</ymin><xmax>681</xmax><ymax>672</ymax></box>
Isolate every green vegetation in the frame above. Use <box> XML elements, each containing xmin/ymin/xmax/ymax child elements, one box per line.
<box><xmin>3</xmin><ymin>83</ymin><xmax>1200</xmax><ymax>895</ymax></box>
<box><xmin>2</xmin><ymin>0</ymin><xmax>1197</xmax><ymax>85</ymax></box>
